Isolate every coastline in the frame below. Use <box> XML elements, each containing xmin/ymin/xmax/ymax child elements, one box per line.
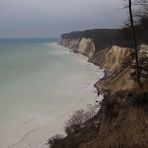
<box><xmin>0</xmin><ymin>42</ymin><xmax>104</xmax><ymax>148</ymax></box>
<box><xmin>55</xmin><ymin>31</ymin><xmax>148</xmax><ymax>148</ymax></box>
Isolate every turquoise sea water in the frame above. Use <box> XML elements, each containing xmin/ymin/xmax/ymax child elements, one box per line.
<box><xmin>0</xmin><ymin>38</ymin><xmax>103</xmax><ymax>148</ymax></box>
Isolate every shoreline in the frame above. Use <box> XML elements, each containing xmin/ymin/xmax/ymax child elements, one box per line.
<box><xmin>0</xmin><ymin>42</ymin><xmax>104</xmax><ymax>148</ymax></box>
<box><xmin>50</xmin><ymin>28</ymin><xmax>148</xmax><ymax>148</ymax></box>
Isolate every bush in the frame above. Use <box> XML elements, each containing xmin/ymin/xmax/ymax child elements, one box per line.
<box><xmin>128</xmin><ymin>92</ymin><xmax>148</xmax><ymax>107</ymax></box>
<box><xmin>100</xmin><ymin>94</ymin><xmax>118</xmax><ymax>119</ymax></box>
<box><xmin>47</xmin><ymin>135</ymin><xmax>64</xmax><ymax>148</ymax></box>
<box><xmin>64</xmin><ymin>109</ymin><xmax>85</xmax><ymax>135</ymax></box>
<box><xmin>64</xmin><ymin>108</ymin><xmax>96</xmax><ymax>135</ymax></box>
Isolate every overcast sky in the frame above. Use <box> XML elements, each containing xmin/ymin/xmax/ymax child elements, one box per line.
<box><xmin>0</xmin><ymin>0</ymin><xmax>127</xmax><ymax>37</ymax></box>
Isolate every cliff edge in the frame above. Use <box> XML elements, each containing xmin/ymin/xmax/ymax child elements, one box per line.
<box><xmin>49</xmin><ymin>29</ymin><xmax>148</xmax><ymax>148</ymax></box>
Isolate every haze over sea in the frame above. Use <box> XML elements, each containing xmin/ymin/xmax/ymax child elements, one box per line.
<box><xmin>0</xmin><ymin>38</ymin><xmax>103</xmax><ymax>148</ymax></box>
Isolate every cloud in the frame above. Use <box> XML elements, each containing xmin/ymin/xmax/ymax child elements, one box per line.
<box><xmin>0</xmin><ymin>0</ymin><xmax>127</xmax><ymax>37</ymax></box>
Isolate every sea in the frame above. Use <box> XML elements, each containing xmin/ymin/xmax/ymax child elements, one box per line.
<box><xmin>0</xmin><ymin>38</ymin><xmax>104</xmax><ymax>148</ymax></box>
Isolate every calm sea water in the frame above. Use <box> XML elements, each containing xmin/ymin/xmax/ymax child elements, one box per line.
<box><xmin>0</xmin><ymin>38</ymin><xmax>59</xmax><ymax>128</ymax></box>
<box><xmin>0</xmin><ymin>38</ymin><xmax>103</xmax><ymax>148</ymax></box>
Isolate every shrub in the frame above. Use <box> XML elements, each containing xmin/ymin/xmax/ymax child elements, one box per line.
<box><xmin>47</xmin><ymin>135</ymin><xmax>64</xmax><ymax>148</ymax></box>
<box><xmin>64</xmin><ymin>109</ymin><xmax>86</xmax><ymax>135</ymax></box>
<box><xmin>64</xmin><ymin>108</ymin><xmax>96</xmax><ymax>135</ymax></box>
<box><xmin>128</xmin><ymin>92</ymin><xmax>148</xmax><ymax>107</ymax></box>
<box><xmin>100</xmin><ymin>94</ymin><xmax>118</xmax><ymax>119</ymax></box>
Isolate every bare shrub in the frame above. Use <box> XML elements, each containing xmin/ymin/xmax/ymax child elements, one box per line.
<box><xmin>128</xmin><ymin>92</ymin><xmax>148</xmax><ymax>107</ymax></box>
<box><xmin>100</xmin><ymin>94</ymin><xmax>118</xmax><ymax>119</ymax></box>
<box><xmin>47</xmin><ymin>134</ymin><xmax>64</xmax><ymax>148</ymax></box>
<box><xmin>64</xmin><ymin>108</ymin><xmax>96</xmax><ymax>135</ymax></box>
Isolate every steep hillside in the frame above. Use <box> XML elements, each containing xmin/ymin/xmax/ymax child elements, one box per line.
<box><xmin>60</xmin><ymin>29</ymin><xmax>130</xmax><ymax>52</ymax></box>
<box><xmin>49</xmin><ymin>91</ymin><xmax>147</xmax><ymax>148</ymax></box>
<box><xmin>59</xmin><ymin>29</ymin><xmax>133</xmax><ymax>65</ymax></box>
<box><xmin>48</xmin><ymin>30</ymin><xmax>148</xmax><ymax>148</ymax></box>
<box><xmin>95</xmin><ymin>45</ymin><xmax>148</xmax><ymax>95</ymax></box>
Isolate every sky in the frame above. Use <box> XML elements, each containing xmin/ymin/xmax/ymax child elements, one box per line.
<box><xmin>0</xmin><ymin>0</ymin><xmax>127</xmax><ymax>38</ymax></box>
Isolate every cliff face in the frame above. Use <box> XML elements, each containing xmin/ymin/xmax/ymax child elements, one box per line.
<box><xmin>59</xmin><ymin>37</ymin><xmax>96</xmax><ymax>58</ymax></box>
<box><xmin>59</xmin><ymin>38</ymin><xmax>80</xmax><ymax>49</ymax></box>
<box><xmin>95</xmin><ymin>44</ymin><xmax>148</xmax><ymax>94</ymax></box>
<box><xmin>59</xmin><ymin>37</ymin><xmax>140</xmax><ymax>94</ymax></box>
<box><xmin>53</xmin><ymin>30</ymin><xmax>148</xmax><ymax>148</ymax></box>
<box><xmin>59</xmin><ymin>31</ymin><xmax>148</xmax><ymax>96</ymax></box>
<box><xmin>90</xmin><ymin>45</ymin><xmax>148</xmax><ymax>148</ymax></box>
<box><xmin>103</xmin><ymin>46</ymin><xmax>132</xmax><ymax>72</ymax></box>
<box><xmin>59</xmin><ymin>29</ymin><xmax>130</xmax><ymax>59</ymax></box>
<box><xmin>78</xmin><ymin>38</ymin><xmax>96</xmax><ymax>58</ymax></box>
<box><xmin>94</xmin><ymin>46</ymin><xmax>135</xmax><ymax>94</ymax></box>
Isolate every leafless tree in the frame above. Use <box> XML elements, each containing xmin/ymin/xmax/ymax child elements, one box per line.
<box><xmin>133</xmin><ymin>0</ymin><xmax>148</xmax><ymax>26</ymax></box>
<box><xmin>47</xmin><ymin>135</ymin><xmax>64</xmax><ymax>148</ymax></box>
<box><xmin>128</xmin><ymin>0</ymin><xmax>140</xmax><ymax>84</ymax></box>
<box><xmin>64</xmin><ymin>109</ymin><xmax>85</xmax><ymax>135</ymax></box>
<box><xmin>64</xmin><ymin>108</ymin><xmax>96</xmax><ymax>135</ymax></box>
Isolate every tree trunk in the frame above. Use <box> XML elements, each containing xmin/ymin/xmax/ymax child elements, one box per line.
<box><xmin>129</xmin><ymin>0</ymin><xmax>140</xmax><ymax>85</ymax></box>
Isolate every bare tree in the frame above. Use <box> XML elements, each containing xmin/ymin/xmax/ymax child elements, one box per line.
<box><xmin>128</xmin><ymin>0</ymin><xmax>140</xmax><ymax>84</ymax></box>
<box><xmin>134</xmin><ymin>0</ymin><xmax>148</xmax><ymax>26</ymax></box>
<box><xmin>64</xmin><ymin>109</ymin><xmax>85</xmax><ymax>135</ymax></box>
<box><xmin>64</xmin><ymin>108</ymin><xmax>96</xmax><ymax>135</ymax></box>
<box><xmin>47</xmin><ymin>135</ymin><xmax>64</xmax><ymax>148</ymax></box>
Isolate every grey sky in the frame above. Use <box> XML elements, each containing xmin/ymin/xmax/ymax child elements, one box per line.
<box><xmin>0</xmin><ymin>0</ymin><xmax>127</xmax><ymax>37</ymax></box>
